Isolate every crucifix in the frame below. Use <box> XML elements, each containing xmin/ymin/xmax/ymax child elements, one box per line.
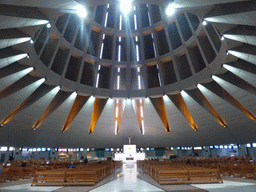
<box><xmin>128</xmin><ymin>136</ymin><xmax>132</xmax><ymax>145</ymax></box>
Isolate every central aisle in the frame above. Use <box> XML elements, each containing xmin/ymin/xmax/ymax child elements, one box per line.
<box><xmin>90</xmin><ymin>162</ymin><xmax>164</xmax><ymax>192</ymax></box>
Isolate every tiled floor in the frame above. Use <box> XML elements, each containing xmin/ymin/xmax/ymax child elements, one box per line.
<box><xmin>1</xmin><ymin>163</ymin><xmax>256</xmax><ymax>192</ymax></box>
<box><xmin>192</xmin><ymin>180</ymin><xmax>256</xmax><ymax>192</ymax></box>
<box><xmin>90</xmin><ymin>163</ymin><xmax>164</xmax><ymax>192</ymax></box>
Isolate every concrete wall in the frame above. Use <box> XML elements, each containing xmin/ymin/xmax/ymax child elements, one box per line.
<box><xmin>1</xmin><ymin>145</ymin><xmax>256</xmax><ymax>162</ymax></box>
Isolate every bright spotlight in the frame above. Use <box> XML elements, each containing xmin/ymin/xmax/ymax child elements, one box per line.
<box><xmin>202</xmin><ymin>20</ymin><xmax>207</xmax><ymax>26</ymax></box>
<box><xmin>30</xmin><ymin>39</ymin><xmax>34</xmax><ymax>44</ymax></box>
<box><xmin>75</xmin><ymin>5</ymin><xmax>87</xmax><ymax>18</ymax></box>
<box><xmin>46</xmin><ymin>23</ymin><xmax>51</xmax><ymax>28</ymax></box>
<box><xmin>120</xmin><ymin>0</ymin><xmax>132</xmax><ymax>15</ymax></box>
<box><xmin>166</xmin><ymin>4</ymin><xmax>175</xmax><ymax>16</ymax></box>
<box><xmin>221</xmin><ymin>36</ymin><xmax>225</xmax><ymax>41</ymax></box>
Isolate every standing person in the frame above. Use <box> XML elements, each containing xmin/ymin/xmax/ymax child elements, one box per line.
<box><xmin>0</xmin><ymin>166</ymin><xmax>2</xmax><ymax>177</ymax></box>
<box><xmin>84</xmin><ymin>157</ymin><xmax>88</xmax><ymax>165</ymax></box>
<box><xmin>9</xmin><ymin>155</ymin><xmax>14</xmax><ymax>162</ymax></box>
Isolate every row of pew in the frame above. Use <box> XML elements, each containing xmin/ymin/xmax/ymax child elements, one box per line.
<box><xmin>138</xmin><ymin>160</ymin><xmax>223</xmax><ymax>185</ymax></box>
<box><xmin>0</xmin><ymin>160</ymin><xmax>122</xmax><ymax>186</ymax></box>
<box><xmin>172</xmin><ymin>157</ymin><xmax>256</xmax><ymax>180</ymax></box>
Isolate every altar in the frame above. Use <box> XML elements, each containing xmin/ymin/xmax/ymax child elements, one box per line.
<box><xmin>114</xmin><ymin>144</ymin><xmax>145</xmax><ymax>162</ymax></box>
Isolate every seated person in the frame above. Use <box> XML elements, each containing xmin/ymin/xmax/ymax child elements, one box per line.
<box><xmin>21</xmin><ymin>162</ymin><xmax>27</xmax><ymax>167</ymax></box>
<box><xmin>67</xmin><ymin>162</ymin><xmax>76</xmax><ymax>168</ymax></box>
<box><xmin>84</xmin><ymin>157</ymin><xmax>88</xmax><ymax>165</ymax></box>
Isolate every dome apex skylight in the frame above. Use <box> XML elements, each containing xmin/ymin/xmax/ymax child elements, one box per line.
<box><xmin>29</xmin><ymin>2</ymin><xmax>226</xmax><ymax>98</ymax></box>
<box><xmin>120</xmin><ymin>0</ymin><xmax>132</xmax><ymax>15</ymax></box>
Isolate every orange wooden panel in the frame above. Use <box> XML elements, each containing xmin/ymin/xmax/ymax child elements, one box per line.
<box><xmin>62</xmin><ymin>95</ymin><xmax>90</xmax><ymax>133</ymax></box>
<box><xmin>149</xmin><ymin>97</ymin><xmax>170</xmax><ymax>133</ymax></box>
<box><xmin>168</xmin><ymin>93</ymin><xmax>198</xmax><ymax>131</ymax></box>
<box><xmin>89</xmin><ymin>98</ymin><xmax>108</xmax><ymax>134</ymax></box>
<box><xmin>132</xmin><ymin>98</ymin><xmax>145</xmax><ymax>134</ymax></box>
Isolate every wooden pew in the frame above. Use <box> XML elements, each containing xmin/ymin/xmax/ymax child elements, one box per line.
<box><xmin>21</xmin><ymin>167</ymin><xmax>34</xmax><ymax>179</ymax></box>
<box><xmin>229</xmin><ymin>164</ymin><xmax>242</xmax><ymax>177</ymax></box>
<box><xmin>157</xmin><ymin>169</ymin><xmax>191</xmax><ymax>184</ymax></box>
<box><xmin>8</xmin><ymin>168</ymin><xmax>23</xmax><ymax>181</ymax></box>
<box><xmin>64</xmin><ymin>169</ymin><xmax>98</xmax><ymax>186</ymax></box>
<box><xmin>31</xmin><ymin>170</ymin><xmax>65</xmax><ymax>186</ymax></box>
<box><xmin>0</xmin><ymin>168</ymin><xmax>9</xmax><ymax>182</ymax></box>
<box><xmin>218</xmin><ymin>164</ymin><xmax>231</xmax><ymax>176</ymax></box>
<box><xmin>189</xmin><ymin>168</ymin><xmax>223</xmax><ymax>184</ymax></box>
<box><xmin>241</xmin><ymin>164</ymin><xmax>255</xmax><ymax>179</ymax></box>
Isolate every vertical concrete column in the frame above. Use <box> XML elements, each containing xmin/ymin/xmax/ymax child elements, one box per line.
<box><xmin>238</xmin><ymin>144</ymin><xmax>247</xmax><ymax>157</ymax></box>
<box><xmin>173</xmin><ymin>148</ymin><xmax>178</xmax><ymax>156</ymax></box>
<box><xmin>14</xmin><ymin>148</ymin><xmax>22</xmax><ymax>160</ymax></box>
<box><xmin>50</xmin><ymin>148</ymin><xmax>58</xmax><ymax>160</ymax></box>
<box><xmin>204</xmin><ymin>146</ymin><xmax>211</xmax><ymax>157</ymax></box>
<box><xmin>80</xmin><ymin>149</ymin><xmax>87</xmax><ymax>159</ymax></box>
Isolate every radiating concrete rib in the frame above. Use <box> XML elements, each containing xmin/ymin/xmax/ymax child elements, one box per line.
<box><xmin>0</xmin><ymin>0</ymin><xmax>79</xmax><ymax>9</ymax></box>
<box><xmin>226</xmin><ymin>59</ymin><xmax>256</xmax><ymax>75</ymax></box>
<box><xmin>228</xmin><ymin>45</ymin><xmax>256</xmax><ymax>65</ymax></box>
<box><xmin>0</xmin><ymin>62</ymin><xmax>28</xmax><ymax>78</ymax></box>
<box><xmin>232</xmin><ymin>44</ymin><xmax>256</xmax><ymax>55</ymax></box>
<box><xmin>62</xmin><ymin>95</ymin><xmax>90</xmax><ymax>133</ymax></box>
<box><xmin>0</xmin><ymin>38</ymin><xmax>31</xmax><ymax>49</ymax></box>
<box><xmin>186</xmin><ymin>89</ymin><xmax>227</xmax><ymax>127</ymax></box>
<box><xmin>0</xmin><ymin>28</ymin><xmax>30</xmax><ymax>49</ymax></box>
<box><xmin>224</xmin><ymin>25</ymin><xmax>256</xmax><ymax>46</ymax></box>
<box><xmin>203</xmin><ymin>81</ymin><xmax>256</xmax><ymax>121</ymax></box>
<box><xmin>0</xmin><ymin>4</ymin><xmax>48</xmax><ymax>20</ymax></box>
<box><xmin>132</xmin><ymin>99</ymin><xmax>145</xmax><ymax>135</ymax></box>
<box><xmin>0</xmin><ymin>15</ymin><xmax>48</xmax><ymax>30</ymax></box>
<box><xmin>89</xmin><ymin>98</ymin><xmax>108</xmax><ymax>134</ymax></box>
<box><xmin>205</xmin><ymin>1</ymin><xmax>256</xmax><ymax>18</ymax></box>
<box><xmin>167</xmin><ymin>93</ymin><xmax>198</xmax><ymax>131</ymax></box>
<box><xmin>172</xmin><ymin>0</ymin><xmax>246</xmax><ymax>8</ymax></box>
<box><xmin>205</xmin><ymin>11</ymin><xmax>256</xmax><ymax>26</ymax></box>
<box><xmin>224</xmin><ymin>35</ymin><xmax>256</xmax><ymax>46</ymax></box>
<box><xmin>114</xmin><ymin>99</ymin><xmax>126</xmax><ymax>135</ymax></box>
<box><xmin>216</xmin><ymin>71</ymin><xmax>256</xmax><ymax>96</ymax></box>
<box><xmin>149</xmin><ymin>97</ymin><xmax>170</xmax><ymax>133</ymax></box>
<box><xmin>33</xmin><ymin>90</ymin><xmax>72</xmax><ymax>130</ymax></box>
<box><xmin>0</xmin><ymin>47</ymin><xmax>24</xmax><ymax>59</ymax></box>
<box><xmin>0</xmin><ymin>84</ymin><xmax>56</xmax><ymax>125</ymax></box>
<box><xmin>0</xmin><ymin>74</ymin><xmax>40</xmax><ymax>100</ymax></box>
<box><xmin>0</xmin><ymin>54</ymin><xmax>27</xmax><ymax>68</ymax></box>
<box><xmin>225</xmin><ymin>25</ymin><xmax>256</xmax><ymax>36</ymax></box>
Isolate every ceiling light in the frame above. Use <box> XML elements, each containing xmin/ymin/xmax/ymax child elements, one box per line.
<box><xmin>166</xmin><ymin>3</ymin><xmax>175</xmax><ymax>16</ymax></box>
<box><xmin>30</xmin><ymin>39</ymin><xmax>34</xmax><ymax>44</ymax></box>
<box><xmin>75</xmin><ymin>4</ymin><xmax>87</xmax><ymax>18</ymax></box>
<box><xmin>26</xmin><ymin>54</ymin><xmax>30</xmax><ymax>58</ymax></box>
<box><xmin>46</xmin><ymin>23</ymin><xmax>51</xmax><ymax>28</ymax></box>
<box><xmin>120</xmin><ymin>0</ymin><xmax>132</xmax><ymax>15</ymax></box>
<box><xmin>221</xmin><ymin>36</ymin><xmax>225</xmax><ymax>41</ymax></box>
<box><xmin>202</xmin><ymin>20</ymin><xmax>207</xmax><ymax>25</ymax></box>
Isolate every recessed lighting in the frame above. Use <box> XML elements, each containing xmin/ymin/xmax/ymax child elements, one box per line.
<box><xmin>202</xmin><ymin>20</ymin><xmax>207</xmax><ymax>25</ymax></box>
<box><xmin>120</xmin><ymin>0</ymin><xmax>132</xmax><ymax>15</ymax></box>
<box><xmin>75</xmin><ymin>5</ymin><xmax>87</xmax><ymax>18</ymax></box>
<box><xmin>46</xmin><ymin>23</ymin><xmax>51</xmax><ymax>28</ymax></box>
<box><xmin>30</xmin><ymin>39</ymin><xmax>34</xmax><ymax>44</ymax></box>
<box><xmin>221</xmin><ymin>36</ymin><xmax>225</xmax><ymax>41</ymax></box>
<box><xmin>166</xmin><ymin>4</ymin><xmax>175</xmax><ymax>16</ymax></box>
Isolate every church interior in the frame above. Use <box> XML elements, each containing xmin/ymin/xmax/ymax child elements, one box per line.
<box><xmin>0</xmin><ymin>0</ymin><xmax>256</xmax><ymax>191</ymax></box>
